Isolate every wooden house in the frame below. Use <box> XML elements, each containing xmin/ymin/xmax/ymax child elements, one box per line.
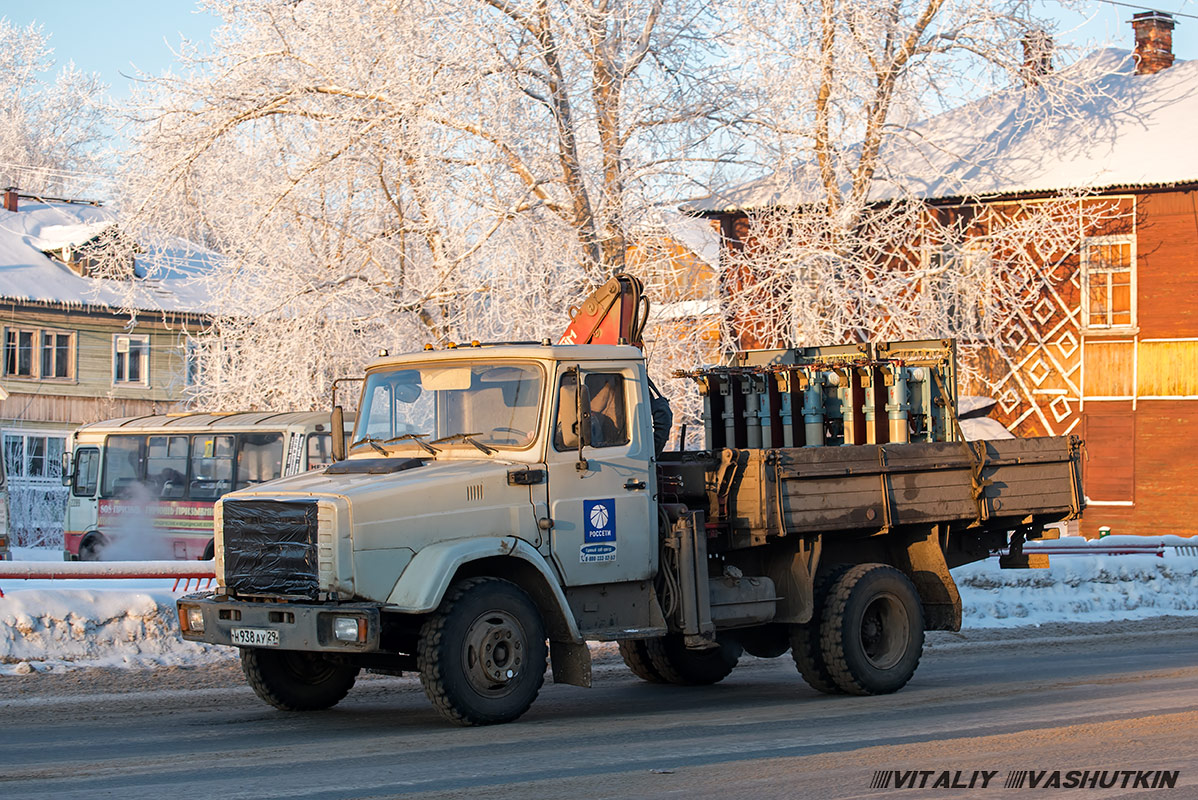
<box><xmin>0</xmin><ymin>191</ymin><xmax>215</xmax><ymax>545</ymax></box>
<box><xmin>690</xmin><ymin>14</ymin><xmax>1198</xmax><ymax>536</ymax></box>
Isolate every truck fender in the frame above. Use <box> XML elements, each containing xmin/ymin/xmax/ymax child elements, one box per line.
<box><xmin>386</xmin><ymin>536</ymin><xmax>583</xmax><ymax>643</ymax></box>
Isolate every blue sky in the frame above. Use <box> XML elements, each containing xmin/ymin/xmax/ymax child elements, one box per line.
<box><xmin>5</xmin><ymin>1</ymin><xmax>1197</xmax><ymax>100</ymax></box>
<box><xmin>3</xmin><ymin>1</ymin><xmax>220</xmax><ymax>101</ymax></box>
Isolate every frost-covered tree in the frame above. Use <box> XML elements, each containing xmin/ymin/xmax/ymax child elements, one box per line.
<box><xmin>0</xmin><ymin>18</ymin><xmax>108</xmax><ymax>195</ymax></box>
<box><xmin>119</xmin><ymin>0</ymin><xmax>735</xmax><ymax>411</ymax></box>
<box><xmin>711</xmin><ymin>0</ymin><xmax>1124</xmax><ymax>385</ymax></box>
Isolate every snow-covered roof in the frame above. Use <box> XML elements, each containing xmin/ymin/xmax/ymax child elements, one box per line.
<box><xmin>0</xmin><ymin>200</ymin><xmax>218</xmax><ymax>315</ymax></box>
<box><xmin>692</xmin><ymin>49</ymin><xmax>1198</xmax><ymax>213</ymax></box>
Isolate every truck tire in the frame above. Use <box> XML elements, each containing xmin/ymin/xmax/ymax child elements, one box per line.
<box><xmin>618</xmin><ymin>639</ymin><xmax>667</xmax><ymax>683</ymax></box>
<box><xmin>790</xmin><ymin>565</ymin><xmax>849</xmax><ymax>694</ymax></box>
<box><xmin>735</xmin><ymin>624</ymin><xmax>790</xmax><ymax>659</ymax></box>
<box><xmin>240</xmin><ymin>648</ymin><xmax>360</xmax><ymax>711</ymax></box>
<box><xmin>418</xmin><ymin>577</ymin><xmax>548</xmax><ymax>726</ymax></box>
<box><xmin>644</xmin><ymin>635</ymin><xmax>742</xmax><ymax>685</ymax></box>
<box><xmin>819</xmin><ymin>564</ymin><xmax>924</xmax><ymax>695</ymax></box>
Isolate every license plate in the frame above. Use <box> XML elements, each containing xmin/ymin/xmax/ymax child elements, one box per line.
<box><xmin>230</xmin><ymin>627</ymin><xmax>280</xmax><ymax>647</ymax></box>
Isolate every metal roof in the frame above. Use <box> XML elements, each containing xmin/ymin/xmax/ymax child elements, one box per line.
<box><xmin>75</xmin><ymin>410</ymin><xmax>343</xmax><ymax>433</ymax></box>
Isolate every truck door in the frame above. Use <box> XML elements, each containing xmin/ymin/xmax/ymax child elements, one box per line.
<box><xmin>544</xmin><ymin>364</ymin><xmax>657</xmax><ymax>586</ymax></box>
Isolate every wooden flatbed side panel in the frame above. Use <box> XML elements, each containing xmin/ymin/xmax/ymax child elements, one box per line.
<box><xmin>725</xmin><ymin>436</ymin><xmax>1081</xmax><ymax>540</ymax></box>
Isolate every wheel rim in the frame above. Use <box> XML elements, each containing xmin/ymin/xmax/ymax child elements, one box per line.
<box><xmin>462</xmin><ymin>609</ymin><xmax>526</xmax><ymax>697</ymax></box>
<box><xmin>859</xmin><ymin>591</ymin><xmax>909</xmax><ymax>670</ymax></box>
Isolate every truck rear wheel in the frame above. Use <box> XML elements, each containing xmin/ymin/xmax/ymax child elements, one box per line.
<box><xmin>819</xmin><ymin>564</ymin><xmax>924</xmax><ymax>695</ymax></box>
<box><xmin>418</xmin><ymin>577</ymin><xmax>548</xmax><ymax>726</ymax></box>
<box><xmin>240</xmin><ymin>648</ymin><xmax>360</xmax><ymax>711</ymax></box>
<box><xmin>644</xmin><ymin>635</ymin><xmax>742</xmax><ymax>685</ymax></box>
<box><xmin>618</xmin><ymin>639</ymin><xmax>666</xmax><ymax>683</ymax></box>
<box><xmin>791</xmin><ymin>565</ymin><xmax>849</xmax><ymax>694</ymax></box>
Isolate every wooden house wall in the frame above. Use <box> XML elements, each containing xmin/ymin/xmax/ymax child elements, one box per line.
<box><xmin>710</xmin><ymin>186</ymin><xmax>1198</xmax><ymax>536</ymax></box>
<box><xmin>0</xmin><ymin>304</ymin><xmax>196</xmax><ymax>428</ymax></box>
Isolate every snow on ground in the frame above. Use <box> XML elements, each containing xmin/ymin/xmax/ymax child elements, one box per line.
<box><xmin>2</xmin><ymin>540</ymin><xmax>1196</xmax><ymax>675</ymax></box>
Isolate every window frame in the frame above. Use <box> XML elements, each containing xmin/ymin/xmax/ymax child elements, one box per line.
<box><xmin>3</xmin><ymin>431</ymin><xmax>67</xmax><ymax>483</ymax></box>
<box><xmin>2</xmin><ymin>326</ymin><xmax>76</xmax><ymax>382</ymax></box>
<box><xmin>553</xmin><ymin>370</ymin><xmax>632</xmax><ymax>452</ymax></box>
<box><xmin>113</xmin><ymin>333</ymin><xmax>151</xmax><ymax>386</ymax></box>
<box><xmin>1081</xmin><ymin>235</ymin><xmax>1137</xmax><ymax>332</ymax></box>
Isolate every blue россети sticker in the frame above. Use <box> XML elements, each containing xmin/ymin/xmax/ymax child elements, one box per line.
<box><xmin>581</xmin><ymin>498</ymin><xmax>617</xmax><ymax>562</ymax></box>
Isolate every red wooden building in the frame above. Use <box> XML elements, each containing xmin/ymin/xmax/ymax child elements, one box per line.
<box><xmin>694</xmin><ymin>14</ymin><xmax>1198</xmax><ymax>536</ymax></box>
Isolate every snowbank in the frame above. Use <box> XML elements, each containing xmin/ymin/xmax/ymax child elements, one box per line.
<box><xmin>1</xmin><ymin>542</ymin><xmax>1196</xmax><ymax>674</ymax></box>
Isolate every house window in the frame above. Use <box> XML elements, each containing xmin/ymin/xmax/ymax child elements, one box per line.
<box><xmin>3</xmin><ymin>327</ymin><xmax>74</xmax><ymax>380</ymax></box>
<box><xmin>41</xmin><ymin>331</ymin><xmax>72</xmax><ymax>379</ymax></box>
<box><xmin>3</xmin><ymin>433</ymin><xmax>65</xmax><ymax>480</ymax></box>
<box><xmin>1083</xmin><ymin>236</ymin><xmax>1135</xmax><ymax>330</ymax></box>
<box><xmin>113</xmin><ymin>334</ymin><xmax>149</xmax><ymax>385</ymax></box>
<box><xmin>919</xmin><ymin>241</ymin><xmax>993</xmax><ymax>339</ymax></box>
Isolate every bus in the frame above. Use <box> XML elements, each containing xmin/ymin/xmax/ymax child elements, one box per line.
<box><xmin>61</xmin><ymin>411</ymin><xmax>350</xmax><ymax>561</ymax></box>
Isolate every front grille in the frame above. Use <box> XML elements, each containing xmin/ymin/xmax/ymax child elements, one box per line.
<box><xmin>223</xmin><ymin>500</ymin><xmax>320</xmax><ymax>598</ymax></box>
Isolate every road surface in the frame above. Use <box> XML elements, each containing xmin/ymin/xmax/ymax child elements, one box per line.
<box><xmin>1</xmin><ymin>617</ymin><xmax>1196</xmax><ymax>799</ymax></box>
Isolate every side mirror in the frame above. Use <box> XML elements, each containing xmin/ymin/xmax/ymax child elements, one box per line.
<box><xmin>60</xmin><ymin>451</ymin><xmax>73</xmax><ymax>486</ymax></box>
<box><xmin>331</xmin><ymin>406</ymin><xmax>346</xmax><ymax>462</ymax></box>
<box><xmin>573</xmin><ymin>369</ymin><xmax>590</xmax><ymax>471</ymax></box>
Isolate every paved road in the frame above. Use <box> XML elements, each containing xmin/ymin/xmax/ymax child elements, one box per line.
<box><xmin>2</xmin><ymin>618</ymin><xmax>1197</xmax><ymax>800</ymax></box>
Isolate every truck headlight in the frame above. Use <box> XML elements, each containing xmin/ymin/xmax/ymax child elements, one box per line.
<box><xmin>333</xmin><ymin>616</ymin><xmax>365</xmax><ymax>643</ymax></box>
<box><xmin>184</xmin><ymin>606</ymin><xmax>205</xmax><ymax>633</ymax></box>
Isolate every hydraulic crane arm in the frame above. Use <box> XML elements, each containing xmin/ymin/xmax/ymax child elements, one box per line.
<box><xmin>558</xmin><ymin>273</ymin><xmax>649</xmax><ymax>348</ymax></box>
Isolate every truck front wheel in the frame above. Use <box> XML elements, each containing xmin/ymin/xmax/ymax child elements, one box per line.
<box><xmin>820</xmin><ymin>564</ymin><xmax>924</xmax><ymax>695</ymax></box>
<box><xmin>240</xmin><ymin>648</ymin><xmax>360</xmax><ymax>711</ymax></box>
<box><xmin>418</xmin><ymin>577</ymin><xmax>548</xmax><ymax>726</ymax></box>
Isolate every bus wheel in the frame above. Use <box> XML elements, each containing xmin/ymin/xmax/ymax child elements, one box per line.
<box><xmin>78</xmin><ymin>532</ymin><xmax>107</xmax><ymax>561</ymax></box>
<box><xmin>241</xmin><ymin>648</ymin><xmax>359</xmax><ymax>711</ymax></box>
<box><xmin>820</xmin><ymin>564</ymin><xmax>924</xmax><ymax>695</ymax></box>
<box><xmin>202</xmin><ymin>538</ymin><xmax>215</xmax><ymax>561</ymax></box>
<box><xmin>417</xmin><ymin>577</ymin><xmax>547</xmax><ymax>726</ymax></box>
<box><xmin>644</xmin><ymin>634</ymin><xmax>742</xmax><ymax>685</ymax></box>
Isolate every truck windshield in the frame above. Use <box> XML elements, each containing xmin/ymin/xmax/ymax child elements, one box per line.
<box><xmin>353</xmin><ymin>362</ymin><xmax>543</xmax><ymax>452</ymax></box>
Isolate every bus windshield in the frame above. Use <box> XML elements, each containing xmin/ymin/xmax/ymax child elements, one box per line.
<box><xmin>354</xmin><ymin>362</ymin><xmax>543</xmax><ymax>451</ymax></box>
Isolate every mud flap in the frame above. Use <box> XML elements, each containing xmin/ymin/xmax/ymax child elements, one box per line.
<box><xmin>889</xmin><ymin>527</ymin><xmax>962</xmax><ymax>632</ymax></box>
<box><xmin>550</xmin><ymin>640</ymin><xmax>592</xmax><ymax>688</ymax></box>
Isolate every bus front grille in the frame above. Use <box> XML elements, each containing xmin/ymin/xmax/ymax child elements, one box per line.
<box><xmin>222</xmin><ymin>500</ymin><xmax>320</xmax><ymax>598</ymax></box>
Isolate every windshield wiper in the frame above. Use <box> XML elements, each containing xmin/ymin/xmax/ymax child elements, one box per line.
<box><xmin>382</xmin><ymin>432</ymin><xmax>440</xmax><ymax>456</ymax></box>
<box><xmin>430</xmin><ymin>432</ymin><xmax>496</xmax><ymax>455</ymax></box>
<box><xmin>350</xmin><ymin>436</ymin><xmax>390</xmax><ymax>456</ymax></box>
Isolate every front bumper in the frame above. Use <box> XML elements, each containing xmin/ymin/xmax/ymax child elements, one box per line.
<box><xmin>177</xmin><ymin>595</ymin><xmax>382</xmax><ymax>653</ymax></box>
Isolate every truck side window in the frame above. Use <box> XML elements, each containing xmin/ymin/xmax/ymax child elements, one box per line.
<box><xmin>72</xmin><ymin>447</ymin><xmax>100</xmax><ymax>497</ymax></box>
<box><xmin>554</xmin><ymin>372</ymin><xmax>629</xmax><ymax>451</ymax></box>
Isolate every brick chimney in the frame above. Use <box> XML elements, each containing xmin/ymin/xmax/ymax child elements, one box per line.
<box><xmin>1132</xmin><ymin>11</ymin><xmax>1176</xmax><ymax>75</ymax></box>
<box><xmin>2</xmin><ymin>187</ymin><xmax>16</xmax><ymax>213</ymax></box>
<box><xmin>1021</xmin><ymin>29</ymin><xmax>1053</xmax><ymax>85</ymax></box>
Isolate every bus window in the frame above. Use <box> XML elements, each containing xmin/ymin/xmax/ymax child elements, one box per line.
<box><xmin>235</xmin><ymin>433</ymin><xmax>284</xmax><ymax>489</ymax></box>
<box><xmin>306</xmin><ymin>433</ymin><xmax>334</xmax><ymax>470</ymax></box>
<box><xmin>147</xmin><ymin>435</ymin><xmax>189</xmax><ymax>498</ymax></box>
<box><xmin>102</xmin><ymin>435</ymin><xmax>145</xmax><ymax>497</ymax></box>
<box><xmin>72</xmin><ymin>447</ymin><xmax>100</xmax><ymax>497</ymax></box>
<box><xmin>191</xmin><ymin>435</ymin><xmax>235</xmax><ymax>499</ymax></box>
